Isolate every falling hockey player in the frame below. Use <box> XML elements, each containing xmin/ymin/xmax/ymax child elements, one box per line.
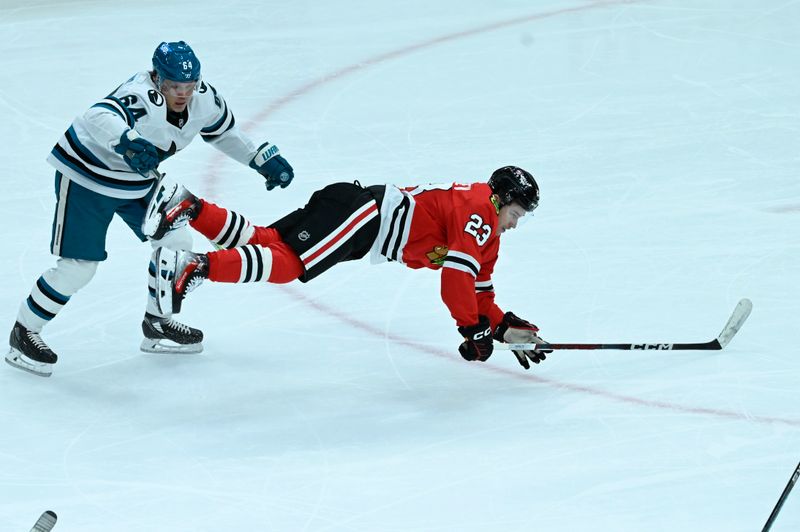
<box><xmin>6</xmin><ymin>41</ymin><xmax>295</xmax><ymax>377</ymax></box>
<box><xmin>146</xmin><ymin>166</ymin><xmax>552</xmax><ymax>367</ymax></box>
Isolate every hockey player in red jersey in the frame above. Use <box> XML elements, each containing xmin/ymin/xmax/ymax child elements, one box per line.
<box><xmin>146</xmin><ymin>166</ymin><xmax>551</xmax><ymax>368</ymax></box>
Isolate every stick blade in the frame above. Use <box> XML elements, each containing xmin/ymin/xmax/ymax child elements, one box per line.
<box><xmin>717</xmin><ymin>298</ymin><xmax>753</xmax><ymax>349</ymax></box>
<box><xmin>30</xmin><ymin>510</ymin><xmax>57</xmax><ymax>532</ymax></box>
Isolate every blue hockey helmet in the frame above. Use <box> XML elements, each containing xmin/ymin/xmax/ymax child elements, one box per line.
<box><xmin>152</xmin><ymin>41</ymin><xmax>201</xmax><ymax>84</ymax></box>
<box><xmin>488</xmin><ymin>166</ymin><xmax>540</xmax><ymax>212</ymax></box>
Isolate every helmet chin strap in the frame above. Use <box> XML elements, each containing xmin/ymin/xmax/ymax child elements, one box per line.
<box><xmin>489</xmin><ymin>194</ymin><xmax>502</xmax><ymax>214</ymax></box>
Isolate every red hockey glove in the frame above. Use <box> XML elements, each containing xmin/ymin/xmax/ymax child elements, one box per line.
<box><xmin>494</xmin><ymin>312</ymin><xmax>552</xmax><ymax>369</ymax></box>
<box><xmin>457</xmin><ymin>315</ymin><xmax>494</xmax><ymax>362</ymax></box>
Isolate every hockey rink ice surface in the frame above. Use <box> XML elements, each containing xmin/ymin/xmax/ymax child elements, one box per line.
<box><xmin>1</xmin><ymin>1</ymin><xmax>798</xmax><ymax>530</ymax></box>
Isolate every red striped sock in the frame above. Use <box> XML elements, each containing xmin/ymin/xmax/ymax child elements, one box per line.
<box><xmin>189</xmin><ymin>200</ymin><xmax>227</xmax><ymax>240</ymax></box>
<box><xmin>206</xmin><ymin>241</ymin><xmax>303</xmax><ymax>284</ymax></box>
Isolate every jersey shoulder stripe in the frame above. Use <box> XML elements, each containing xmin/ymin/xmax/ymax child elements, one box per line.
<box><xmin>91</xmin><ymin>96</ymin><xmax>135</xmax><ymax>127</ymax></box>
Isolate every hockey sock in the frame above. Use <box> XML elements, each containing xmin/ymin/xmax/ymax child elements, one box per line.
<box><xmin>206</xmin><ymin>242</ymin><xmax>302</xmax><ymax>284</ymax></box>
<box><xmin>190</xmin><ymin>200</ymin><xmax>256</xmax><ymax>249</ymax></box>
<box><xmin>17</xmin><ymin>259</ymin><xmax>98</xmax><ymax>331</ymax></box>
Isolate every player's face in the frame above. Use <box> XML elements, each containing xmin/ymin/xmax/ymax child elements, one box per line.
<box><xmin>497</xmin><ymin>202</ymin><xmax>529</xmax><ymax>234</ymax></box>
<box><xmin>160</xmin><ymin>79</ymin><xmax>197</xmax><ymax>112</ymax></box>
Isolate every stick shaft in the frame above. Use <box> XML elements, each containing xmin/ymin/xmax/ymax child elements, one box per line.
<box><xmin>495</xmin><ymin>298</ymin><xmax>751</xmax><ymax>352</ymax></box>
<box><xmin>496</xmin><ymin>340</ymin><xmax>721</xmax><ymax>351</ymax></box>
<box><xmin>762</xmin><ymin>461</ymin><xmax>800</xmax><ymax>532</ymax></box>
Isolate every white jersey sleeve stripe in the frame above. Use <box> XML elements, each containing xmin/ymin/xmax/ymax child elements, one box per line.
<box><xmin>442</xmin><ymin>259</ymin><xmax>479</xmax><ymax>277</ymax></box>
<box><xmin>443</xmin><ymin>250</ymin><xmax>480</xmax><ymax>277</ymax></box>
<box><xmin>475</xmin><ymin>279</ymin><xmax>494</xmax><ymax>292</ymax></box>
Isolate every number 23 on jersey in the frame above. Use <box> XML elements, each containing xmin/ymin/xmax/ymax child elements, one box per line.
<box><xmin>464</xmin><ymin>214</ymin><xmax>491</xmax><ymax>246</ymax></box>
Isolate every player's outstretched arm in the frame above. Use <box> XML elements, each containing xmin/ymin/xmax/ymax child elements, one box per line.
<box><xmin>250</xmin><ymin>141</ymin><xmax>294</xmax><ymax>191</ymax></box>
<box><xmin>493</xmin><ymin>312</ymin><xmax>552</xmax><ymax>369</ymax></box>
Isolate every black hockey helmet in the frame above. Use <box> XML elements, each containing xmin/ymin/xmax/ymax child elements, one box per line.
<box><xmin>488</xmin><ymin>166</ymin><xmax>539</xmax><ymax>212</ymax></box>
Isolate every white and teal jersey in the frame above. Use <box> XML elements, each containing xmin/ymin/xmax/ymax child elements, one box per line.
<box><xmin>47</xmin><ymin>71</ymin><xmax>257</xmax><ymax>199</ymax></box>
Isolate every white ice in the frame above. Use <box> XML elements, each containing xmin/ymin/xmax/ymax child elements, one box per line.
<box><xmin>1</xmin><ymin>0</ymin><xmax>798</xmax><ymax>530</ymax></box>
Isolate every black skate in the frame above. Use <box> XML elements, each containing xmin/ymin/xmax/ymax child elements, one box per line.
<box><xmin>140</xmin><ymin>312</ymin><xmax>204</xmax><ymax>354</ymax></box>
<box><xmin>143</xmin><ymin>179</ymin><xmax>202</xmax><ymax>240</ymax></box>
<box><xmin>153</xmin><ymin>247</ymin><xmax>209</xmax><ymax>315</ymax></box>
<box><xmin>6</xmin><ymin>322</ymin><xmax>58</xmax><ymax>377</ymax></box>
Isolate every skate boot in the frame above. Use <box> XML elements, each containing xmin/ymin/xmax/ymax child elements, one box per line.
<box><xmin>153</xmin><ymin>247</ymin><xmax>209</xmax><ymax>315</ymax></box>
<box><xmin>6</xmin><ymin>322</ymin><xmax>58</xmax><ymax>377</ymax></box>
<box><xmin>143</xmin><ymin>178</ymin><xmax>202</xmax><ymax>240</ymax></box>
<box><xmin>140</xmin><ymin>313</ymin><xmax>204</xmax><ymax>354</ymax></box>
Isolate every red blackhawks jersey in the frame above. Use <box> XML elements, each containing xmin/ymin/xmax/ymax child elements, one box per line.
<box><xmin>370</xmin><ymin>182</ymin><xmax>506</xmax><ymax>329</ymax></box>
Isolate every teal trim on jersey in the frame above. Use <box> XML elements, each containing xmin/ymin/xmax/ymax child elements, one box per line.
<box><xmin>201</xmin><ymin>105</ymin><xmax>232</xmax><ymax>136</ymax></box>
<box><xmin>91</xmin><ymin>101</ymin><xmax>133</xmax><ymax>127</ymax></box>
<box><xmin>65</xmin><ymin>126</ymin><xmax>109</xmax><ymax>170</ymax></box>
<box><xmin>91</xmin><ymin>101</ymin><xmax>122</xmax><ymax>118</ymax></box>
<box><xmin>50</xmin><ymin>171</ymin><xmax>154</xmax><ymax>260</ymax></box>
<box><xmin>108</xmin><ymin>96</ymin><xmax>135</xmax><ymax>126</ymax></box>
<box><xmin>50</xmin><ymin>146</ymin><xmax>154</xmax><ymax>192</ymax></box>
<box><xmin>92</xmin><ymin>96</ymin><xmax>135</xmax><ymax>127</ymax></box>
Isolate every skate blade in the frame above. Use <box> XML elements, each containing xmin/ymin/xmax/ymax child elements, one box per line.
<box><xmin>140</xmin><ymin>338</ymin><xmax>203</xmax><ymax>354</ymax></box>
<box><xmin>5</xmin><ymin>348</ymin><xmax>53</xmax><ymax>377</ymax></box>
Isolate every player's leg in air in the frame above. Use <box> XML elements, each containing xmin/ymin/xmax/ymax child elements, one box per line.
<box><xmin>144</xmin><ymin>178</ymin><xmax>381</xmax><ymax>314</ymax></box>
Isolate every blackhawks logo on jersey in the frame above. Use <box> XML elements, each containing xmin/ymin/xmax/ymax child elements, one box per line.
<box><xmin>426</xmin><ymin>245</ymin><xmax>449</xmax><ymax>266</ymax></box>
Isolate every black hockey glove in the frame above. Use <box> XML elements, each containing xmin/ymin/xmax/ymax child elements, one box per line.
<box><xmin>457</xmin><ymin>315</ymin><xmax>494</xmax><ymax>362</ymax></box>
<box><xmin>114</xmin><ymin>129</ymin><xmax>159</xmax><ymax>175</ymax></box>
<box><xmin>494</xmin><ymin>311</ymin><xmax>552</xmax><ymax>370</ymax></box>
<box><xmin>250</xmin><ymin>141</ymin><xmax>294</xmax><ymax>191</ymax></box>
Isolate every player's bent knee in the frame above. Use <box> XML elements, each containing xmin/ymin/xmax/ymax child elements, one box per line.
<box><xmin>44</xmin><ymin>258</ymin><xmax>99</xmax><ymax>294</ymax></box>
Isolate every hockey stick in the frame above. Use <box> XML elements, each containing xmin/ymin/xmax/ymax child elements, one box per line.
<box><xmin>29</xmin><ymin>511</ymin><xmax>57</xmax><ymax>532</ymax></box>
<box><xmin>762</xmin><ymin>460</ymin><xmax>800</xmax><ymax>532</ymax></box>
<box><xmin>494</xmin><ymin>298</ymin><xmax>752</xmax><ymax>351</ymax></box>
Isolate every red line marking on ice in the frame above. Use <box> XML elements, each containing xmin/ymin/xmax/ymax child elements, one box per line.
<box><xmin>283</xmin><ymin>285</ymin><xmax>800</xmax><ymax>428</ymax></box>
<box><xmin>200</xmin><ymin>1</ymin><xmax>800</xmax><ymax>428</ymax></box>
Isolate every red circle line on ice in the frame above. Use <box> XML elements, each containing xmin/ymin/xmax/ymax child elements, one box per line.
<box><xmin>202</xmin><ymin>2</ymin><xmax>798</xmax><ymax>428</ymax></box>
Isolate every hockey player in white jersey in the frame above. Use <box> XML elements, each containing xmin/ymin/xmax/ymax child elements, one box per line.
<box><xmin>7</xmin><ymin>41</ymin><xmax>295</xmax><ymax>377</ymax></box>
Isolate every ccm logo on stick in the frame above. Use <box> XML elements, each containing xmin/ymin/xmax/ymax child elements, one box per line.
<box><xmin>632</xmin><ymin>343</ymin><xmax>673</xmax><ymax>350</ymax></box>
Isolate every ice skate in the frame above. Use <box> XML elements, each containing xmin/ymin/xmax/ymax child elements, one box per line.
<box><xmin>143</xmin><ymin>178</ymin><xmax>202</xmax><ymax>240</ymax></box>
<box><xmin>6</xmin><ymin>322</ymin><xmax>58</xmax><ymax>377</ymax></box>
<box><xmin>153</xmin><ymin>247</ymin><xmax>209</xmax><ymax>315</ymax></box>
<box><xmin>140</xmin><ymin>312</ymin><xmax>203</xmax><ymax>354</ymax></box>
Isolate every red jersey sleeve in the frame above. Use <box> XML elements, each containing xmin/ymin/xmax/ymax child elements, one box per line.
<box><xmin>439</xmin><ymin>185</ymin><xmax>505</xmax><ymax>328</ymax></box>
<box><xmin>475</xmin><ymin>238</ymin><xmax>505</xmax><ymax>329</ymax></box>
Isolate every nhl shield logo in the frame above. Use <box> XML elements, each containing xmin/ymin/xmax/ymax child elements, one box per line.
<box><xmin>298</xmin><ymin>230</ymin><xmax>311</xmax><ymax>241</ymax></box>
